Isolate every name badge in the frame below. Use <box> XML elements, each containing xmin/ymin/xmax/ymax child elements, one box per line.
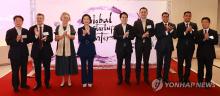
<box><xmin>147</xmin><ymin>25</ymin><xmax>152</xmax><ymax>29</ymax></box>
<box><xmin>43</xmin><ymin>32</ymin><xmax>49</xmax><ymax>36</ymax></box>
<box><xmin>209</xmin><ymin>36</ymin><xmax>214</xmax><ymax>39</ymax></box>
<box><xmin>22</xmin><ymin>35</ymin><xmax>27</xmax><ymax>38</ymax></box>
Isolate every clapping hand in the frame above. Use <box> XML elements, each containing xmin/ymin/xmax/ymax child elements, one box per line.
<box><xmin>41</xmin><ymin>36</ymin><xmax>47</xmax><ymax>41</ymax></box>
<box><xmin>82</xmin><ymin>29</ymin><xmax>87</xmax><ymax>36</ymax></box>
<box><xmin>123</xmin><ymin>32</ymin><xmax>129</xmax><ymax>38</ymax></box>
<box><xmin>16</xmin><ymin>35</ymin><xmax>22</xmax><ymax>42</ymax></box>
<box><xmin>82</xmin><ymin>28</ymin><xmax>90</xmax><ymax>36</ymax></box>
<box><xmin>63</xmin><ymin>31</ymin><xmax>68</xmax><ymax>36</ymax></box>
<box><xmin>142</xmin><ymin>32</ymin><xmax>149</xmax><ymax>38</ymax></box>
<box><xmin>167</xmin><ymin>25</ymin><xmax>173</xmax><ymax>33</ymax></box>
<box><xmin>204</xmin><ymin>32</ymin><xmax>209</xmax><ymax>41</ymax></box>
<box><xmin>185</xmin><ymin>26</ymin><xmax>193</xmax><ymax>33</ymax></box>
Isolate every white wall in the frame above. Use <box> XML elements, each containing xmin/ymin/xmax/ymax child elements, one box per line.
<box><xmin>0</xmin><ymin>45</ymin><xmax>32</xmax><ymax>65</ymax></box>
<box><xmin>0</xmin><ymin>46</ymin><xmax>10</xmax><ymax>65</ymax></box>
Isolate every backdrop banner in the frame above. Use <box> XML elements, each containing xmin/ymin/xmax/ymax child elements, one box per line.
<box><xmin>1</xmin><ymin>0</ymin><xmax>168</xmax><ymax>65</ymax></box>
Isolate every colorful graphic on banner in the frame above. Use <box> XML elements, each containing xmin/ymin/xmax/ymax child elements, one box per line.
<box><xmin>0</xmin><ymin>0</ymin><xmax>168</xmax><ymax>65</ymax></box>
<box><xmin>35</xmin><ymin>0</ymin><xmax>168</xmax><ymax>65</ymax></box>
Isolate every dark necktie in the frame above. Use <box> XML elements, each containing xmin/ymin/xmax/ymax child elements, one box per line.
<box><xmin>39</xmin><ymin>26</ymin><xmax>43</xmax><ymax>48</ymax></box>
<box><xmin>165</xmin><ymin>23</ymin><xmax>168</xmax><ymax>27</ymax></box>
<box><xmin>165</xmin><ymin>23</ymin><xmax>168</xmax><ymax>30</ymax></box>
<box><xmin>185</xmin><ymin>23</ymin><xmax>189</xmax><ymax>45</ymax></box>
<box><xmin>204</xmin><ymin>29</ymin><xmax>208</xmax><ymax>41</ymax></box>
<box><xmin>205</xmin><ymin>29</ymin><xmax>207</xmax><ymax>34</ymax></box>
<box><xmin>143</xmin><ymin>23</ymin><xmax>147</xmax><ymax>43</ymax></box>
<box><xmin>186</xmin><ymin>23</ymin><xmax>189</xmax><ymax>28</ymax></box>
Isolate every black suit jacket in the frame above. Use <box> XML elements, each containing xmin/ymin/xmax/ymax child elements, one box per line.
<box><xmin>176</xmin><ymin>22</ymin><xmax>198</xmax><ymax>51</ymax></box>
<box><xmin>155</xmin><ymin>22</ymin><xmax>177</xmax><ymax>52</ymax></box>
<box><xmin>133</xmin><ymin>19</ymin><xmax>155</xmax><ymax>49</ymax></box>
<box><xmin>196</xmin><ymin>29</ymin><xmax>218</xmax><ymax>59</ymax></box>
<box><xmin>5</xmin><ymin>27</ymin><xmax>31</xmax><ymax>59</ymax></box>
<box><xmin>29</xmin><ymin>25</ymin><xmax>53</xmax><ymax>59</ymax></box>
<box><xmin>113</xmin><ymin>24</ymin><xmax>134</xmax><ymax>54</ymax></box>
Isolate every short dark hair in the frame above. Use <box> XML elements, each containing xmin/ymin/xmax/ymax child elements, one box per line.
<box><xmin>184</xmin><ymin>11</ymin><xmax>191</xmax><ymax>15</ymax></box>
<box><xmin>119</xmin><ymin>12</ymin><xmax>128</xmax><ymax>18</ymax></box>
<box><xmin>13</xmin><ymin>15</ymin><xmax>24</xmax><ymax>21</ymax></box>
<box><xmin>139</xmin><ymin>7</ymin><xmax>148</xmax><ymax>12</ymax></box>
<box><xmin>81</xmin><ymin>14</ymin><xmax>92</xmax><ymax>24</ymax></box>
<box><xmin>162</xmin><ymin>12</ymin><xmax>169</xmax><ymax>16</ymax></box>
<box><xmin>201</xmin><ymin>17</ymin><xmax>211</xmax><ymax>23</ymax></box>
<box><xmin>37</xmin><ymin>13</ymin><xmax>44</xmax><ymax>17</ymax></box>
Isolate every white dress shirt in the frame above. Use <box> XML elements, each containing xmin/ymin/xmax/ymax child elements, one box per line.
<box><xmin>141</xmin><ymin>19</ymin><xmax>146</xmax><ymax>32</ymax></box>
<box><xmin>15</xmin><ymin>27</ymin><xmax>22</xmax><ymax>35</ymax></box>
<box><xmin>122</xmin><ymin>24</ymin><xmax>126</xmax><ymax>33</ymax></box>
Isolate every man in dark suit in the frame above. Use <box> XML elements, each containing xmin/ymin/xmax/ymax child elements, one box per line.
<box><xmin>29</xmin><ymin>13</ymin><xmax>53</xmax><ymax>90</ymax></box>
<box><xmin>196</xmin><ymin>17</ymin><xmax>218</xmax><ymax>87</ymax></box>
<box><xmin>5</xmin><ymin>15</ymin><xmax>31</xmax><ymax>92</ymax></box>
<box><xmin>155</xmin><ymin>12</ymin><xmax>177</xmax><ymax>83</ymax></box>
<box><xmin>133</xmin><ymin>7</ymin><xmax>155</xmax><ymax>84</ymax></box>
<box><xmin>176</xmin><ymin>11</ymin><xmax>198</xmax><ymax>83</ymax></box>
<box><xmin>113</xmin><ymin>12</ymin><xmax>134</xmax><ymax>85</ymax></box>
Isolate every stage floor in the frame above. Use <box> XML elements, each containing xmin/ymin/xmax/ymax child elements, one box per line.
<box><xmin>0</xmin><ymin>60</ymin><xmax>220</xmax><ymax>96</ymax></box>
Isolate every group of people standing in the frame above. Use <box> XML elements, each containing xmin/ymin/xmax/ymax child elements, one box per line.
<box><xmin>6</xmin><ymin>12</ymin><xmax>96</xmax><ymax>92</ymax></box>
<box><xmin>113</xmin><ymin>7</ymin><xmax>218</xmax><ymax>88</ymax></box>
<box><xmin>5</xmin><ymin>6</ymin><xmax>218</xmax><ymax>92</ymax></box>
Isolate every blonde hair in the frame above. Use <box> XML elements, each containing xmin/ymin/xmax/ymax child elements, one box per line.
<box><xmin>60</xmin><ymin>12</ymin><xmax>71</xmax><ymax>21</ymax></box>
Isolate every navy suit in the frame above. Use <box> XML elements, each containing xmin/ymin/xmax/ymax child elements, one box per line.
<box><xmin>77</xmin><ymin>26</ymin><xmax>96</xmax><ymax>84</ymax></box>
<box><xmin>155</xmin><ymin>22</ymin><xmax>177</xmax><ymax>81</ymax></box>
<box><xmin>5</xmin><ymin>27</ymin><xmax>31</xmax><ymax>90</ymax></box>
